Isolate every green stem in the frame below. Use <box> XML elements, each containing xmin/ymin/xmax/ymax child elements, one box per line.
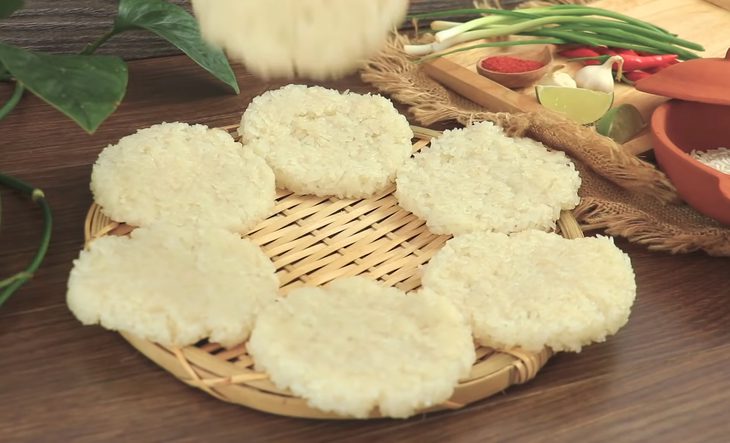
<box><xmin>436</xmin><ymin>14</ymin><xmax>531</xmax><ymax>41</ymax></box>
<box><xmin>0</xmin><ymin>82</ymin><xmax>24</xmax><ymax>121</ymax></box>
<box><xmin>514</xmin><ymin>6</ymin><xmax>671</xmax><ymax>34</ymax></box>
<box><xmin>408</xmin><ymin>6</ymin><xmax>671</xmax><ymax>34</ymax></box>
<box><xmin>524</xmin><ymin>29</ymin><xmax>671</xmax><ymax>56</ymax></box>
<box><xmin>80</xmin><ymin>28</ymin><xmax>117</xmax><ymax>56</ymax></box>
<box><xmin>552</xmin><ymin>24</ymin><xmax>703</xmax><ymax>54</ymax></box>
<box><xmin>0</xmin><ymin>172</ymin><xmax>53</xmax><ymax>307</ymax></box>
<box><xmin>566</xmin><ymin>55</ymin><xmax>611</xmax><ymax>63</ymax></box>
<box><xmin>409</xmin><ymin>8</ymin><xmax>534</xmax><ymax>21</ymax></box>
<box><xmin>526</xmin><ymin>29</ymin><xmax>699</xmax><ymax>59</ymax></box>
<box><xmin>418</xmin><ymin>38</ymin><xmax>567</xmax><ymax>62</ymax></box>
<box><xmin>548</xmin><ymin>19</ymin><xmax>702</xmax><ymax>50</ymax></box>
<box><xmin>438</xmin><ymin>15</ymin><xmax>686</xmax><ymax>43</ymax></box>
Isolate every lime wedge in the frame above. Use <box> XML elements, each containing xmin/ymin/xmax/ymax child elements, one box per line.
<box><xmin>535</xmin><ymin>85</ymin><xmax>614</xmax><ymax>125</ymax></box>
<box><xmin>595</xmin><ymin>104</ymin><xmax>647</xmax><ymax>144</ymax></box>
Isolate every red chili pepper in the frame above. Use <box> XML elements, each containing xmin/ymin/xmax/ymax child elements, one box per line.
<box><xmin>644</xmin><ymin>59</ymin><xmax>679</xmax><ymax>74</ymax></box>
<box><xmin>624</xmin><ymin>70</ymin><xmax>652</xmax><ymax>82</ymax></box>
<box><xmin>619</xmin><ymin>54</ymin><xmax>679</xmax><ymax>72</ymax></box>
<box><xmin>614</xmin><ymin>48</ymin><xmax>639</xmax><ymax>56</ymax></box>
<box><xmin>643</xmin><ymin>60</ymin><xmax>679</xmax><ymax>74</ymax></box>
<box><xmin>558</xmin><ymin>47</ymin><xmax>601</xmax><ymax>59</ymax></box>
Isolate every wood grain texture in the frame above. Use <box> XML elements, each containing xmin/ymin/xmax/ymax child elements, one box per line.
<box><xmin>0</xmin><ymin>0</ymin><xmax>491</xmax><ymax>60</ymax></box>
<box><xmin>1</xmin><ymin>55</ymin><xmax>730</xmax><ymax>442</ymax></box>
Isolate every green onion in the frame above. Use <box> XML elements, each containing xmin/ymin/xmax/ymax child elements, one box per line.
<box><xmin>408</xmin><ymin>8</ymin><xmax>534</xmax><ymax>21</ymax></box>
<box><xmin>405</xmin><ymin>5</ymin><xmax>703</xmax><ymax>61</ymax></box>
<box><xmin>417</xmin><ymin>38</ymin><xmax>567</xmax><ymax>62</ymax></box>
<box><xmin>546</xmin><ymin>19</ymin><xmax>703</xmax><ymax>51</ymax></box>
<box><xmin>516</xmin><ymin>5</ymin><xmax>672</xmax><ymax>34</ymax></box>
<box><xmin>524</xmin><ymin>29</ymin><xmax>669</xmax><ymax>56</ymax></box>
<box><xmin>527</xmin><ymin>28</ymin><xmax>699</xmax><ymax>59</ymax></box>
<box><xmin>552</xmin><ymin>24</ymin><xmax>703</xmax><ymax>54</ymax></box>
<box><xmin>429</xmin><ymin>20</ymin><xmax>462</xmax><ymax>31</ymax></box>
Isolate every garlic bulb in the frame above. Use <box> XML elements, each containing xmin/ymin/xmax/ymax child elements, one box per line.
<box><xmin>574</xmin><ymin>56</ymin><xmax>624</xmax><ymax>93</ymax></box>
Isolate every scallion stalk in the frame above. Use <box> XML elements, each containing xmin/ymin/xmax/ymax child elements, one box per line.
<box><xmin>430</xmin><ymin>20</ymin><xmax>461</xmax><ymax>31</ymax></box>
<box><xmin>408</xmin><ymin>8</ymin><xmax>534</xmax><ymax>21</ymax></box>
<box><xmin>551</xmin><ymin>24</ymin><xmax>702</xmax><ymax>54</ymax></box>
<box><xmin>523</xmin><ymin>29</ymin><xmax>668</xmax><ymax>55</ymax></box>
<box><xmin>526</xmin><ymin>28</ymin><xmax>699</xmax><ymax>59</ymax></box>
<box><xmin>405</xmin><ymin>5</ymin><xmax>703</xmax><ymax>61</ymax></box>
<box><xmin>549</xmin><ymin>22</ymin><xmax>703</xmax><ymax>51</ymax></box>
<box><xmin>417</xmin><ymin>38</ymin><xmax>567</xmax><ymax>62</ymax></box>
<box><xmin>523</xmin><ymin>5</ymin><xmax>672</xmax><ymax>34</ymax></box>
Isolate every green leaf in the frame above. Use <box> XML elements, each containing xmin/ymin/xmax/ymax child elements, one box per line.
<box><xmin>0</xmin><ymin>43</ymin><xmax>128</xmax><ymax>133</ymax></box>
<box><xmin>0</xmin><ymin>0</ymin><xmax>23</xmax><ymax>19</ymax></box>
<box><xmin>114</xmin><ymin>0</ymin><xmax>239</xmax><ymax>93</ymax></box>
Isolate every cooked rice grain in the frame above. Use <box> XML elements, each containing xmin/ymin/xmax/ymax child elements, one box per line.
<box><xmin>67</xmin><ymin>225</ymin><xmax>279</xmax><ymax>348</ymax></box>
<box><xmin>91</xmin><ymin>122</ymin><xmax>275</xmax><ymax>232</ymax></box>
<box><xmin>239</xmin><ymin>85</ymin><xmax>413</xmax><ymax>198</ymax></box>
<box><xmin>248</xmin><ymin>277</ymin><xmax>475</xmax><ymax>418</ymax></box>
<box><xmin>396</xmin><ymin>122</ymin><xmax>581</xmax><ymax>235</ymax></box>
<box><xmin>421</xmin><ymin>230</ymin><xmax>636</xmax><ymax>352</ymax></box>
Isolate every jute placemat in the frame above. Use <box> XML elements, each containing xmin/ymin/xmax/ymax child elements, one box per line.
<box><xmin>361</xmin><ymin>35</ymin><xmax>730</xmax><ymax>256</ymax></box>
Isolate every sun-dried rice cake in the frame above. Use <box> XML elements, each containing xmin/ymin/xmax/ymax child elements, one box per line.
<box><xmin>396</xmin><ymin>121</ymin><xmax>581</xmax><ymax>235</ymax></box>
<box><xmin>247</xmin><ymin>277</ymin><xmax>475</xmax><ymax>418</ymax></box>
<box><xmin>67</xmin><ymin>225</ymin><xmax>279</xmax><ymax>348</ymax></box>
<box><xmin>91</xmin><ymin>122</ymin><xmax>275</xmax><ymax>233</ymax></box>
<box><xmin>421</xmin><ymin>230</ymin><xmax>636</xmax><ymax>352</ymax></box>
<box><xmin>238</xmin><ymin>85</ymin><xmax>413</xmax><ymax>199</ymax></box>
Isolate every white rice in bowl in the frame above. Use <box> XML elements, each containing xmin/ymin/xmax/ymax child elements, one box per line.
<box><xmin>67</xmin><ymin>225</ymin><xmax>279</xmax><ymax>348</ymax></box>
<box><xmin>239</xmin><ymin>85</ymin><xmax>413</xmax><ymax>198</ymax></box>
<box><xmin>395</xmin><ymin>121</ymin><xmax>581</xmax><ymax>235</ymax></box>
<box><xmin>247</xmin><ymin>277</ymin><xmax>475</xmax><ymax>418</ymax></box>
<box><xmin>421</xmin><ymin>230</ymin><xmax>636</xmax><ymax>352</ymax></box>
<box><xmin>91</xmin><ymin>122</ymin><xmax>276</xmax><ymax>233</ymax></box>
<box><xmin>191</xmin><ymin>0</ymin><xmax>408</xmax><ymax>80</ymax></box>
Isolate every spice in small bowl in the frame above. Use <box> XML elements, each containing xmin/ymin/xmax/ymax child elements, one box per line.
<box><xmin>476</xmin><ymin>47</ymin><xmax>553</xmax><ymax>89</ymax></box>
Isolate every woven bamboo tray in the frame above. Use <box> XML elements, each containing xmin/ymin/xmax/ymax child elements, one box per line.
<box><xmin>83</xmin><ymin>125</ymin><xmax>584</xmax><ymax>419</ymax></box>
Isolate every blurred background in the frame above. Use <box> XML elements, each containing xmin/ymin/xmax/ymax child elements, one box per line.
<box><xmin>0</xmin><ymin>0</ymin><xmax>536</xmax><ymax>59</ymax></box>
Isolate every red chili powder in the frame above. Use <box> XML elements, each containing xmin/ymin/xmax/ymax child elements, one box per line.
<box><xmin>481</xmin><ymin>56</ymin><xmax>544</xmax><ymax>73</ymax></box>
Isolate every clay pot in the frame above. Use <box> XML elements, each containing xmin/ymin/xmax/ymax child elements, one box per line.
<box><xmin>476</xmin><ymin>46</ymin><xmax>553</xmax><ymax>89</ymax></box>
<box><xmin>651</xmin><ymin>100</ymin><xmax>730</xmax><ymax>225</ymax></box>
<box><xmin>639</xmin><ymin>48</ymin><xmax>730</xmax><ymax>225</ymax></box>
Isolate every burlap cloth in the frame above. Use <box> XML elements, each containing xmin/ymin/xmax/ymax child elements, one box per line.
<box><xmin>360</xmin><ymin>35</ymin><xmax>730</xmax><ymax>256</ymax></box>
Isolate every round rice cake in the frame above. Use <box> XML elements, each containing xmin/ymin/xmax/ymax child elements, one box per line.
<box><xmin>395</xmin><ymin>121</ymin><xmax>581</xmax><ymax>235</ymax></box>
<box><xmin>421</xmin><ymin>230</ymin><xmax>636</xmax><ymax>352</ymax></box>
<box><xmin>238</xmin><ymin>85</ymin><xmax>413</xmax><ymax>199</ymax></box>
<box><xmin>67</xmin><ymin>225</ymin><xmax>279</xmax><ymax>348</ymax></box>
<box><xmin>91</xmin><ymin>122</ymin><xmax>275</xmax><ymax>232</ymax></box>
<box><xmin>191</xmin><ymin>0</ymin><xmax>408</xmax><ymax>80</ymax></box>
<box><xmin>247</xmin><ymin>277</ymin><xmax>475</xmax><ymax>418</ymax></box>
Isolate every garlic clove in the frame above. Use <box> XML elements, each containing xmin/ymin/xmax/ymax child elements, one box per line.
<box><xmin>541</xmin><ymin>71</ymin><xmax>577</xmax><ymax>88</ymax></box>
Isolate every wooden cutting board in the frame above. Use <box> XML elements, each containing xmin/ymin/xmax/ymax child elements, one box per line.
<box><xmin>426</xmin><ymin>0</ymin><xmax>730</xmax><ymax>154</ymax></box>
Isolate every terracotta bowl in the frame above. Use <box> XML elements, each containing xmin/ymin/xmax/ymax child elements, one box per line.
<box><xmin>476</xmin><ymin>46</ymin><xmax>552</xmax><ymax>89</ymax></box>
<box><xmin>651</xmin><ymin>100</ymin><xmax>730</xmax><ymax>225</ymax></box>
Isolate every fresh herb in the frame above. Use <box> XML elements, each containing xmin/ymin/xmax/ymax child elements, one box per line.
<box><xmin>404</xmin><ymin>5</ymin><xmax>703</xmax><ymax>61</ymax></box>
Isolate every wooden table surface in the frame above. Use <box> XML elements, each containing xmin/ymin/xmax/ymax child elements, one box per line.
<box><xmin>1</xmin><ymin>55</ymin><xmax>729</xmax><ymax>443</ymax></box>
